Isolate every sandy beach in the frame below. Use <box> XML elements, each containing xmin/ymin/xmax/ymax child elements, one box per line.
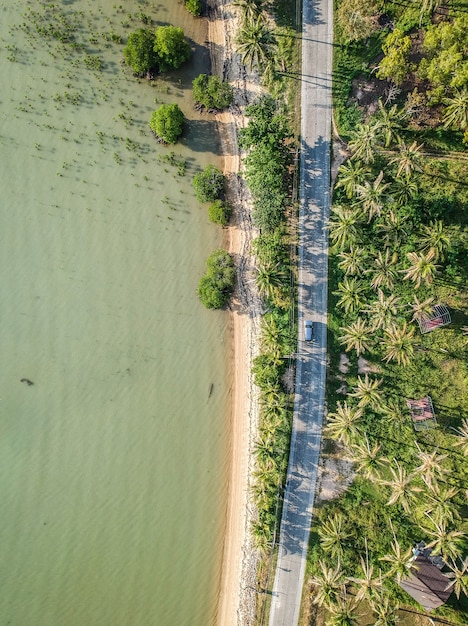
<box><xmin>207</xmin><ymin>1</ymin><xmax>264</xmax><ymax>624</ymax></box>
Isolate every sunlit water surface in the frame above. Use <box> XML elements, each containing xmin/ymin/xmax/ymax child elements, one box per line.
<box><xmin>0</xmin><ymin>2</ymin><xmax>230</xmax><ymax>624</ymax></box>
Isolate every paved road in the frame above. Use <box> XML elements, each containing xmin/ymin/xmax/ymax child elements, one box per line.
<box><xmin>268</xmin><ymin>1</ymin><xmax>333</xmax><ymax>625</ymax></box>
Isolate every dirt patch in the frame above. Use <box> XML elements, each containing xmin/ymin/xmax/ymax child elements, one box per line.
<box><xmin>339</xmin><ymin>353</ymin><xmax>350</xmax><ymax>374</ymax></box>
<box><xmin>357</xmin><ymin>356</ymin><xmax>381</xmax><ymax>374</ymax></box>
<box><xmin>315</xmin><ymin>451</ymin><xmax>355</xmax><ymax>503</ymax></box>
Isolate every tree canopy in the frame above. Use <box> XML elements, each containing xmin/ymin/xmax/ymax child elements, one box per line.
<box><xmin>192</xmin><ymin>74</ymin><xmax>233</xmax><ymax>110</ymax></box>
<box><xmin>153</xmin><ymin>25</ymin><xmax>192</xmax><ymax>72</ymax></box>
<box><xmin>123</xmin><ymin>28</ymin><xmax>157</xmax><ymax>76</ymax></box>
<box><xmin>193</xmin><ymin>165</ymin><xmax>225</xmax><ymax>202</ymax></box>
<box><xmin>197</xmin><ymin>249</ymin><xmax>236</xmax><ymax>309</ymax></box>
<box><xmin>149</xmin><ymin>104</ymin><xmax>184</xmax><ymax>144</ymax></box>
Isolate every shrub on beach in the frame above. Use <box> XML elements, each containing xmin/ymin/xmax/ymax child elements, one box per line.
<box><xmin>149</xmin><ymin>104</ymin><xmax>184</xmax><ymax>144</ymax></box>
<box><xmin>208</xmin><ymin>200</ymin><xmax>232</xmax><ymax>226</ymax></box>
<box><xmin>198</xmin><ymin>249</ymin><xmax>236</xmax><ymax>309</ymax></box>
<box><xmin>124</xmin><ymin>26</ymin><xmax>191</xmax><ymax>76</ymax></box>
<box><xmin>185</xmin><ymin>0</ymin><xmax>203</xmax><ymax>16</ymax></box>
<box><xmin>193</xmin><ymin>165</ymin><xmax>225</xmax><ymax>202</ymax></box>
<box><xmin>192</xmin><ymin>74</ymin><xmax>233</xmax><ymax>110</ymax></box>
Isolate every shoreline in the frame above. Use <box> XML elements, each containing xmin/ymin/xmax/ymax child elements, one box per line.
<box><xmin>207</xmin><ymin>2</ymin><xmax>263</xmax><ymax>624</ymax></box>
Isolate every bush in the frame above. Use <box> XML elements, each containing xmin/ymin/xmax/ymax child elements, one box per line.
<box><xmin>149</xmin><ymin>104</ymin><xmax>184</xmax><ymax>144</ymax></box>
<box><xmin>192</xmin><ymin>74</ymin><xmax>233</xmax><ymax>110</ymax></box>
<box><xmin>123</xmin><ymin>28</ymin><xmax>157</xmax><ymax>76</ymax></box>
<box><xmin>193</xmin><ymin>165</ymin><xmax>225</xmax><ymax>202</ymax></box>
<box><xmin>153</xmin><ymin>26</ymin><xmax>192</xmax><ymax>72</ymax></box>
<box><xmin>198</xmin><ymin>249</ymin><xmax>235</xmax><ymax>309</ymax></box>
<box><xmin>208</xmin><ymin>200</ymin><xmax>232</xmax><ymax>226</ymax></box>
<box><xmin>185</xmin><ymin>0</ymin><xmax>203</xmax><ymax>16</ymax></box>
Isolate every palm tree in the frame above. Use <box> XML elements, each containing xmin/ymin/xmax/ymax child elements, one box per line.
<box><xmin>355</xmin><ymin>171</ymin><xmax>390</xmax><ymax>220</ymax></box>
<box><xmin>326</xmin><ymin>595</ymin><xmax>360</xmax><ymax>626</ymax></box>
<box><xmin>413</xmin><ymin>442</ymin><xmax>449</xmax><ymax>488</ymax></box>
<box><xmin>364</xmin><ymin>289</ymin><xmax>401</xmax><ymax>329</ymax></box>
<box><xmin>339</xmin><ymin>318</ymin><xmax>373</xmax><ymax>356</ymax></box>
<box><xmin>350</xmin><ymin>374</ymin><xmax>384</xmax><ymax>409</ymax></box>
<box><xmin>424</xmin><ymin>480</ymin><xmax>460</xmax><ymax>525</ymax></box>
<box><xmin>402</xmin><ymin>249</ymin><xmax>440</xmax><ymax>288</ymax></box>
<box><xmin>380</xmin><ymin>461</ymin><xmax>421</xmax><ymax>513</ymax></box>
<box><xmin>329</xmin><ymin>205</ymin><xmax>363</xmax><ymax>250</ymax></box>
<box><xmin>446</xmin><ymin>557</ymin><xmax>468</xmax><ymax>600</ymax></box>
<box><xmin>260</xmin><ymin>315</ymin><xmax>282</xmax><ymax>352</ymax></box>
<box><xmin>376</xmin><ymin>209</ymin><xmax>408</xmax><ymax>246</ymax></box>
<box><xmin>375</xmin><ymin>100</ymin><xmax>403</xmax><ymax>148</ymax></box>
<box><xmin>324</xmin><ymin>402</ymin><xmax>363</xmax><ymax>446</ymax></box>
<box><xmin>236</xmin><ymin>15</ymin><xmax>277</xmax><ymax>71</ymax></box>
<box><xmin>381</xmin><ymin>399</ymin><xmax>408</xmax><ymax>434</ymax></box>
<box><xmin>443</xmin><ymin>88</ymin><xmax>468</xmax><ymax>130</ymax></box>
<box><xmin>367</xmin><ymin>249</ymin><xmax>399</xmax><ymax>291</ymax></box>
<box><xmin>351</xmin><ymin>436</ymin><xmax>385</xmax><ymax>482</ymax></box>
<box><xmin>348</xmin><ymin>122</ymin><xmax>380</xmax><ymax>164</ymax></box>
<box><xmin>453</xmin><ymin>418</ymin><xmax>468</xmax><ymax>455</ymax></box>
<box><xmin>419</xmin><ymin>220</ymin><xmax>451</xmax><ymax>261</ymax></box>
<box><xmin>338</xmin><ymin>246</ymin><xmax>367</xmax><ymax>276</ymax></box>
<box><xmin>232</xmin><ymin>0</ymin><xmax>266</xmax><ymax>23</ymax></box>
<box><xmin>389</xmin><ymin>141</ymin><xmax>424</xmax><ymax>178</ymax></box>
<box><xmin>380</xmin><ymin>538</ymin><xmax>415</xmax><ymax>583</ymax></box>
<box><xmin>424</xmin><ymin>517</ymin><xmax>466</xmax><ymax>562</ymax></box>
<box><xmin>256</xmin><ymin>262</ymin><xmax>285</xmax><ymax>299</ymax></box>
<box><xmin>382</xmin><ymin>322</ymin><xmax>415</xmax><ymax>366</ymax></box>
<box><xmin>335</xmin><ymin>160</ymin><xmax>369</xmax><ymax>198</ymax></box>
<box><xmin>310</xmin><ymin>560</ymin><xmax>346</xmax><ymax>608</ymax></box>
<box><xmin>251</xmin><ymin>519</ymin><xmax>271</xmax><ymax>553</ymax></box>
<box><xmin>409</xmin><ymin>294</ymin><xmax>435</xmax><ymax>323</ymax></box>
<box><xmin>391</xmin><ymin>175</ymin><xmax>418</xmax><ymax>206</ymax></box>
<box><xmin>348</xmin><ymin>546</ymin><xmax>383</xmax><ymax>602</ymax></box>
<box><xmin>370</xmin><ymin>593</ymin><xmax>401</xmax><ymax>626</ymax></box>
<box><xmin>335</xmin><ymin>277</ymin><xmax>366</xmax><ymax>314</ymax></box>
<box><xmin>318</xmin><ymin>512</ymin><xmax>350</xmax><ymax>560</ymax></box>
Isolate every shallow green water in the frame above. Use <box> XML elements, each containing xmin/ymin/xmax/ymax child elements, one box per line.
<box><xmin>0</xmin><ymin>2</ymin><xmax>230</xmax><ymax>624</ymax></box>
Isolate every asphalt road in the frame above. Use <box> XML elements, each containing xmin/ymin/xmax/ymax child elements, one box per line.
<box><xmin>268</xmin><ymin>1</ymin><xmax>333</xmax><ymax>624</ymax></box>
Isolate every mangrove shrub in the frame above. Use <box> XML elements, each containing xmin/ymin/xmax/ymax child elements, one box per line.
<box><xmin>124</xmin><ymin>28</ymin><xmax>157</xmax><ymax>76</ymax></box>
<box><xmin>192</xmin><ymin>74</ymin><xmax>233</xmax><ymax>110</ymax></box>
<box><xmin>198</xmin><ymin>249</ymin><xmax>236</xmax><ymax>309</ymax></box>
<box><xmin>149</xmin><ymin>104</ymin><xmax>184</xmax><ymax>144</ymax></box>
<box><xmin>185</xmin><ymin>0</ymin><xmax>203</xmax><ymax>16</ymax></box>
<box><xmin>193</xmin><ymin>165</ymin><xmax>225</xmax><ymax>202</ymax></box>
<box><xmin>208</xmin><ymin>200</ymin><xmax>232</xmax><ymax>226</ymax></box>
<box><xmin>153</xmin><ymin>26</ymin><xmax>192</xmax><ymax>72</ymax></box>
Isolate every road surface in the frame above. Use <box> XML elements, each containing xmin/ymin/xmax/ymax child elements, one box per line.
<box><xmin>268</xmin><ymin>0</ymin><xmax>333</xmax><ymax>624</ymax></box>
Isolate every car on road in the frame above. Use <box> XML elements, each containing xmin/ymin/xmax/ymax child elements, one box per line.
<box><xmin>304</xmin><ymin>320</ymin><xmax>313</xmax><ymax>341</ymax></box>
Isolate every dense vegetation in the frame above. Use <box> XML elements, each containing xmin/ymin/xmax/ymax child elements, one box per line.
<box><xmin>304</xmin><ymin>2</ymin><xmax>468</xmax><ymax>624</ymax></box>
<box><xmin>149</xmin><ymin>104</ymin><xmax>184</xmax><ymax>144</ymax></box>
<box><xmin>123</xmin><ymin>25</ymin><xmax>191</xmax><ymax>76</ymax></box>
<box><xmin>192</xmin><ymin>74</ymin><xmax>234</xmax><ymax>110</ymax></box>
<box><xmin>192</xmin><ymin>164</ymin><xmax>225</xmax><ymax>203</ymax></box>
<box><xmin>197</xmin><ymin>249</ymin><xmax>236</xmax><ymax>309</ymax></box>
<box><xmin>208</xmin><ymin>200</ymin><xmax>232</xmax><ymax>226</ymax></box>
<box><xmin>185</xmin><ymin>0</ymin><xmax>203</xmax><ymax>17</ymax></box>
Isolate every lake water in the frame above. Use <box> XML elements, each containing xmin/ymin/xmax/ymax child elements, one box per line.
<box><xmin>0</xmin><ymin>1</ymin><xmax>230</xmax><ymax>624</ymax></box>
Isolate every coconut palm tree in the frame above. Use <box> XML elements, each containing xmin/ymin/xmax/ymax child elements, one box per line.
<box><xmin>236</xmin><ymin>15</ymin><xmax>277</xmax><ymax>71</ymax></box>
<box><xmin>419</xmin><ymin>220</ymin><xmax>451</xmax><ymax>261</ymax></box>
<box><xmin>310</xmin><ymin>560</ymin><xmax>346</xmax><ymax>608</ymax></box>
<box><xmin>389</xmin><ymin>141</ymin><xmax>424</xmax><ymax>178</ymax></box>
<box><xmin>424</xmin><ymin>480</ymin><xmax>460</xmax><ymax>525</ymax></box>
<box><xmin>402</xmin><ymin>249</ymin><xmax>440</xmax><ymax>289</ymax></box>
<box><xmin>339</xmin><ymin>318</ymin><xmax>373</xmax><ymax>356</ymax></box>
<box><xmin>380</xmin><ymin>461</ymin><xmax>421</xmax><ymax>513</ymax></box>
<box><xmin>453</xmin><ymin>418</ymin><xmax>468</xmax><ymax>455</ymax></box>
<box><xmin>318</xmin><ymin>512</ymin><xmax>350</xmax><ymax>560</ymax></box>
<box><xmin>443</xmin><ymin>88</ymin><xmax>468</xmax><ymax>130</ymax></box>
<box><xmin>329</xmin><ymin>205</ymin><xmax>363</xmax><ymax>250</ymax></box>
<box><xmin>364</xmin><ymin>289</ymin><xmax>401</xmax><ymax>329</ymax></box>
<box><xmin>375</xmin><ymin>100</ymin><xmax>403</xmax><ymax>148</ymax></box>
<box><xmin>380</xmin><ymin>538</ymin><xmax>415</xmax><ymax>583</ymax></box>
<box><xmin>335</xmin><ymin>277</ymin><xmax>367</xmax><ymax>314</ymax></box>
<box><xmin>251</xmin><ymin>519</ymin><xmax>271</xmax><ymax>553</ymax></box>
<box><xmin>324</xmin><ymin>402</ymin><xmax>363</xmax><ymax>446</ymax></box>
<box><xmin>370</xmin><ymin>593</ymin><xmax>401</xmax><ymax>626</ymax></box>
<box><xmin>348</xmin><ymin>545</ymin><xmax>383</xmax><ymax>602</ymax></box>
<box><xmin>381</xmin><ymin>398</ymin><xmax>408</xmax><ymax>433</ymax></box>
<box><xmin>350</xmin><ymin>374</ymin><xmax>384</xmax><ymax>409</ymax></box>
<box><xmin>351</xmin><ymin>436</ymin><xmax>385</xmax><ymax>482</ymax></box>
<box><xmin>338</xmin><ymin>246</ymin><xmax>367</xmax><ymax>276</ymax></box>
<box><xmin>391</xmin><ymin>175</ymin><xmax>418</xmax><ymax>206</ymax></box>
<box><xmin>423</xmin><ymin>517</ymin><xmax>466</xmax><ymax>562</ymax></box>
<box><xmin>382</xmin><ymin>322</ymin><xmax>415</xmax><ymax>366</ymax></box>
<box><xmin>376</xmin><ymin>209</ymin><xmax>409</xmax><ymax>246</ymax></box>
<box><xmin>409</xmin><ymin>294</ymin><xmax>435</xmax><ymax>323</ymax></box>
<box><xmin>260</xmin><ymin>315</ymin><xmax>282</xmax><ymax>352</ymax></box>
<box><xmin>446</xmin><ymin>557</ymin><xmax>468</xmax><ymax>600</ymax></box>
<box><xmin>326</xmin><ymin>595</ymin><xmax>360</xmax><ymax>626</ymax></box>
<box><xmin>413</xmin><ymin>442</ymin><xmax>449</xmax><ymax>488</ymax></box>
<box><xmin>232</xmin><ymin>0</ymin><xmax>267</xmax><ymax>23</ymax></box>
<box><xmin>355</xmin><ymin>171</ymin><xmax>390</xmax><ymax>220</ymax></box>
<box><xmin>367</xmin><ymin>249</ymin><xmax>399</xmax><ymax>291</ymax></box>
<box><xmin>256</xmin><ymin>262</ymin><xmax>285</xmax><ymax>299</ymax></box>
<box><xmin>348</xmin><ymin>122</ymin><xmax>380</xmax><ymax>164</ymax></box>
<box><xmin>335</xmin><ymin>160</ymin><xmax>369</xmax><ymax>198</ymax></box>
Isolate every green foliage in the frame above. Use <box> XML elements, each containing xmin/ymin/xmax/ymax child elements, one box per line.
<box><xmin>149</xmin><ymin>104</ymin><xmax>184</xmax><ymax>144</ymax></box>
<box><xmin>192</xmin><ymin>74</ymin><xmax>233</xmax><ymax>110</ymax></box>
<box><xmin>193</xmin><ymin>165</ymin><xmax>225</xmax><ymax>202</ymax></box>
<box><xmin>197</xmin><ymin>249</ymin><xmax>235</xmax><ymax>309</ymax></box>
<box><xmin>153</xmin><ymin>26</ymin><xmax>192</xmax><ymax>72</ymax></box>
<box><xmin>376</xmin><ymin>29</ymin><xmax>413</xmax><ymax>86</ymax></box>
<box><xmin>208</xmin><ymin>200</ymin><xmax>232</xmax><ymax>226</ymax></box>
<box><xmin>185</xmin><ymin>0</ymin><xmax>203</xmax><ymax>16</ymax></box>
<box><xmin>123</xmin><ymin>28</ymin><xmax>157</xmax><ymax>76</ymax></box>
<box><xmin>337</xmin><ymin>0</ymin><xmax>381</xmax><ymax>43</ymax></box>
